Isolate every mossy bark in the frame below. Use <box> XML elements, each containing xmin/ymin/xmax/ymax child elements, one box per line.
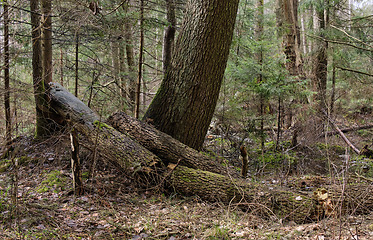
<box><xmin>47</xmin><ymin>83</ymin><xmax>163</xmax><ymax>174</ymax></box>
<box><xmin>170</xmin><ymin>165</ymin><xmax>316</xmax><ymax>223</ymax></box>
<box><xmin>107</xmin><ymin>112</ymin><xmax>240</xmax><ymax>177</ymax></box>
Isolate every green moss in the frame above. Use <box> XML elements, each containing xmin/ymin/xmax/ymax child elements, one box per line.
<box><xmin>37</xmin><ymin>170</ymin><xmax>68</xmax><ymax>193</ymax></box>
<box><xmin>0</xmin><ymin>159</ymin><xmax>11</xmax><ymax>173</ymax></box>
<box><xmin>93</xmin><ymin>120</ymin><xmax>113</xmax><ymax>130</ymax></box>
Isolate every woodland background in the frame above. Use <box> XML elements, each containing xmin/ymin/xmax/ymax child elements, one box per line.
<box><xmin>0</xmin><ymin>0</ymin><xmax>373</xmax><ymax>239</ymax></box>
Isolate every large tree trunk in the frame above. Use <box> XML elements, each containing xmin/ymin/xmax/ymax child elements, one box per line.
<box><xmin>123</xmin><ymin>0</ymin><xmax>136</xmax><ymax>112</ymax></box>
<box><xmin>107</xmin><ymin>112</ymin><xmax>239</xmax><ymax>177</ymax></box>
<box><xmin>46</xmin><ymin>83</ymin><xmax>373</xmax><ymax>224</ymax></box>
<box><xmin>144</xmin><ymin>0</ymin><xmax>240</xmax><ymax>150</ymax></box>
<box><xmin>277</xmin><ymin>0</ymin><xmax>303</xmax><ymax>76</ymax></box>
<box><xmin>313</xmin><ymin>0</ymin><xmax>328</xmax><ymax>114</ymax></box>
<box><xmin>170</xmin><ymin>166</ymin><xmax>373</xmax><ymax>223</ymax></box>
<box><xmin>162</xmin><ymin>0</ymin><xmax>176</xmax><ymax>73</ymax></box>
<box><xmin>41</xmin><ymin>0</ymin><xmax>53</xmax><ymax>84</ymax></box>
<box><xmin>31</xmin><ymin>0</ymin><xmax>46</xmax><ymax>138</ymax></box>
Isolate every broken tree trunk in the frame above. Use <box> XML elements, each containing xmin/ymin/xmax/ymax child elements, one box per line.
<box><xmin>170</xmin><ymin>165</ymin><xmax>373</xmax><ymax>223</ymax></box>
<box><xmin>47</xmin><ymin>83</ymin><xmax>163</xmax><ymax>176</ymax></box>
<box><xmin>325</xmin><ymin>114</ymin><xmax>360</xmax><ymax>154</ymax></box>
<box><xmin>107</xmin><ymin>112</ymin><xmax>239</xmax><ymax>177</ymax></box>
<box><xmin>46</xmin><ymin>83</ymin><xmax>373</xmax><ymax>223</ymax></box>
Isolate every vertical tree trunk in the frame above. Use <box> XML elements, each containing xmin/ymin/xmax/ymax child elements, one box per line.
<box><xmin>41</xmin><ymin>0</ymin><xmax>53</xmax><ymax>84</ymax></box>
<box><xmin>135</xmin><ymin>0</ymin><xmax>144</xmax><ymax>119</ymax></box>
<box><xmin>255</xmin><ymin>0</ymin><xmax>265</xmax><ymax>151</ymax></box>
<box><xmin>75</xmin><ymin>33</ymin><xmax>79</xmax><ymax>97</ymax></box>
<box><xmin>32</xmin><ymin>0</ymin><xmax>54</xmax><ymax>138</ymax></box>
<box><xmin>111</xmin><ymin>37</ymin><xmax>121</xmax><ymax>105</ymax></box>
<box><xmin>3</xmin><ymin>0</ymin><xmax>11</xmax><ymax>145</ymax></box>
<box><xmin>313</xmin><ymin>0</ymin><xmax>328</xmax><ymax>115</ymax></box>
<box><xmin>70</xmin><ymin>129</ymin><xmax>83</xmax><ymax>195</ymax></box>
<box><xmin>163</xmin><ymin>0</ymin><xmax>176</xmax><ymax>73</ymax></box>
<box><xmin>330</xmin><ymin>56</ymin><xmax>336</xmax><ymax>115</ymax></box>
<box><xmin>277</xmin><ymin>0</ymin><xmax>303</xmax><ymax>76</ymax></box>
<box><xmin>123</xmin><ymin>0</ymin><xmax>136</xmax><ymax>112</ymax></box>
<box><xmin>144</xmin><ymin>0</ymin><xmax>240</xmax><ymax>150</ymax></box>
<box><xmin>60</xmin><ymin>49</ymin><xmax>64</xmax><ymax>86</ymax></box>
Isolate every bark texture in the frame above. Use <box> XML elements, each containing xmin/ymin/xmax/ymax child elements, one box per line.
<box><xmin>163</xmin><ymin>0</ymin><xmax>176</xmax><ymax>73</ymax></box>
<box><xmin>144</xmin><ymin>0</ymin><xmax>240</xmax><ymax>150</ymax></box>
<box><xmin>277</xmin><ymin>0</ymin><xmax>303</xmax><ymax>76</ymax></box>
<box><xmin>313</xmin><ymin>2</ymin><xmax>328</xmax><ymax>114</ymax></box>
<box><xmin>4</xmin><ymin>0</ymin><xmax>11</xmax><ymax>144</ymax></box>
<box><xmin>41</xmin><ymin>0</ymin><xmax>53</xmax><ymax>84</ymax></box>
<box><xmin>123</xmin><ymin>0</ymin><xmax>136</xmax><ymax>111</ymax></box>
<box><xmin>107</xmin><ymin>112</ymin><xmax>239</xmax><ymax>177</ymax></box>
<box><xmin>47</xmin><ymin>83</ymin><xmax>162</xmax><ymax>175</ymax></box>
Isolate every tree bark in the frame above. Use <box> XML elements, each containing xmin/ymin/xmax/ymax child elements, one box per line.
<box><xmin>41</xmin><ymin>0</ymin><xmax>53</xmax><ymax>84</ymax></box>
<box><xmin>169</xmin><ymin>166</ymin><xmax>373</xmax><ymax>223</ymax></box>
<box><xmin>135</xmin><ymin>0</ymin><xmax>144</xmax><ymax>118</ymax></box>
<box><xmin>144</xmin><ymin>0</ymin><xmax>240</xmax><ymax>150</ymax></box>
<box><xmin>313</xmin><ymin>0</ymin><xmax>328</xmax><ymax>114</ymax></box>
<box><xmin>123</xmin><ymin>0</ymin><xmax>136</xmax><ymax>112</ymax></box>
<box><xmin>277</xmin><ymin>0</ymin><xmax>303</xmax><ymax>76</ymax></box>
<box><xmin>47</xmin><ymin>83</ymin><xmax>163</xmax><ymax>175</ymax></box>
<box><xmin>3</xmin><ymin>0</ymin><xmax>11</xmax><ymax>145</ymax></box>
<box><xmin>163</xmin><ymin>0</ymin><xmax>176</xmax><ymax>73</ymax></box>
<box><xmin>107</xmin><ymin>112</ymin><xmax>239</xmax><ymax>177</ymax></box>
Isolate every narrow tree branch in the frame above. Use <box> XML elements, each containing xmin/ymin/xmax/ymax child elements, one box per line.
<box><xmin>336</xmin><ymin>66</ymin><xmax>373</xmax><ymax>77</ymax></box>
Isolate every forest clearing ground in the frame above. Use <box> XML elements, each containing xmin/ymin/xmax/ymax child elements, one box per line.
<box><xmin>0</xmin><ymin>133</ymin><xmax>373</xmax><ymax>239</ymax></box>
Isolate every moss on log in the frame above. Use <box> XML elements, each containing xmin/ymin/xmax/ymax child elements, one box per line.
<box><xmin>47</xmin><ymin>83</ymin><xmax>163</xmax><ymax>174</ymax></box>
<box><xmin>169</xmin><ymin>165</ymin><xmax>316</xmax><ymax>223</ymax></box>
<box><xmin>46</xmin><ymin>83</ymin><xmax>373</xmax><ymax>224</ymax></box>
<box><xmin>108</xmin><ymin>112</ymin><xmax>239</xmax><ymax>177</ymax></box>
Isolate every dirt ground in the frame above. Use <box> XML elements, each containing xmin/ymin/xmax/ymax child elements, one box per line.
<box><xmin>1</xmin><ymin>133</ymin><xmax>373</xmax><ymax>240</ymax></box>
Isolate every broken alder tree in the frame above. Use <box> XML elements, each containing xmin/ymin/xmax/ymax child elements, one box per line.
<box><xmin>46</xmin><ymin>83</ymin><xmax>373</xmax><ymax>223</ymax></box>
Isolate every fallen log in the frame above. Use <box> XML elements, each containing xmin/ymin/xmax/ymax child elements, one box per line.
<box><xmin>47</xmin><ymin>82</ymin><xmax>163</xmax><ymax>175</ymax></box>
<box><xmin>170</xmin><ymin>165</ymin><xmax>373</xmax><ymax>223</ymax></box>
<box><xmin>46</xmin><ymin>83</ymin><xmax>373</xmax><ymax>223</ymax></box>
<box><xmin>324</xmin><ymin>124</ymin><xmax>373</xmax><ymax>137</ymax></box>
<box><xmin>107</xmin><ymin>112</ymin><xmax>239</xmax><ymax>177</ymax></box>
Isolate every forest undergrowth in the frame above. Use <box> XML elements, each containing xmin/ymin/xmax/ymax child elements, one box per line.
<box><xmin>1</xmin><ymin>112</ymin><xmax>373</xmax><ymax>239</ymax></box>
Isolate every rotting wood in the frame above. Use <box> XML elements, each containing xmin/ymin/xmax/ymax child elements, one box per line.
<box><xmin>107</xmin><ymin>112</ymin><xmax>239</xmax><ymax>177</ymax></box>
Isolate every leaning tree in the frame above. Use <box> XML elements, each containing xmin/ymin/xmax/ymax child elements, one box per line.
<box><xmin>144</xmin><ymin>0</ymin><xmax>240</xmax><ymax>150</ymax></box>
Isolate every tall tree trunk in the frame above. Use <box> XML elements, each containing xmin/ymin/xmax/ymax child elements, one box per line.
<box><xmin>3</xmin><ymin>0</ymin><xmax>11</xmax><ymax>145</ymax></box>
<box><xmin>277</xmin><ymin>0</ymin><xmax>303</xmax><ymax>76</ymax></box>
<box><xmin>163</xmin><ymin>0</ymin><xmax>176</xmax><ymax>73</ymax></box>
<box><xmin>313</xmin><ymin>0</ymin><xmax>328</xmax><ymax>115</ymax></box>
<box><xmin>111</xmin><ymin>37</ymin><xmax>121</xmax><ymax>103</ymax></box>
<box><xmin>123</xmin><ymin>0</ymin><xmax>136</xmax><ymax>112</ymax></box>
<box><xmin>41</xmin><ymin>0</ymin><xmax>53</xmax><ymax>84</ymax></box>
<box><xmin>31</xmin><ymin>0</ymin><xmax>52</xmax><ymax>138</ymax></box>
<box><xmin>144</xmin><ymin>0</ymin><xmax>240</xmax><ymax>150</ymax></box>
<box><xmin>135</xmin><ymin>0</ymin><xmax>144</xmax><ymax>119</ymax></box>
<box><xmin>255</xmin><ymin>0</ymin><xmax>265</xmax><ymax>151</ymax></box>
<box><xmin>75</xmin><ymin>33</ymin><xmax>79</xmax><ymax>97</ymax></box>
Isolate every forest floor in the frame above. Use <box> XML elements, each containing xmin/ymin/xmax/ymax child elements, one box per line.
<box><xmin>1</xmin><ymin>118</ymin><xmax>373</xmax><ymax>240</ymax></box>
